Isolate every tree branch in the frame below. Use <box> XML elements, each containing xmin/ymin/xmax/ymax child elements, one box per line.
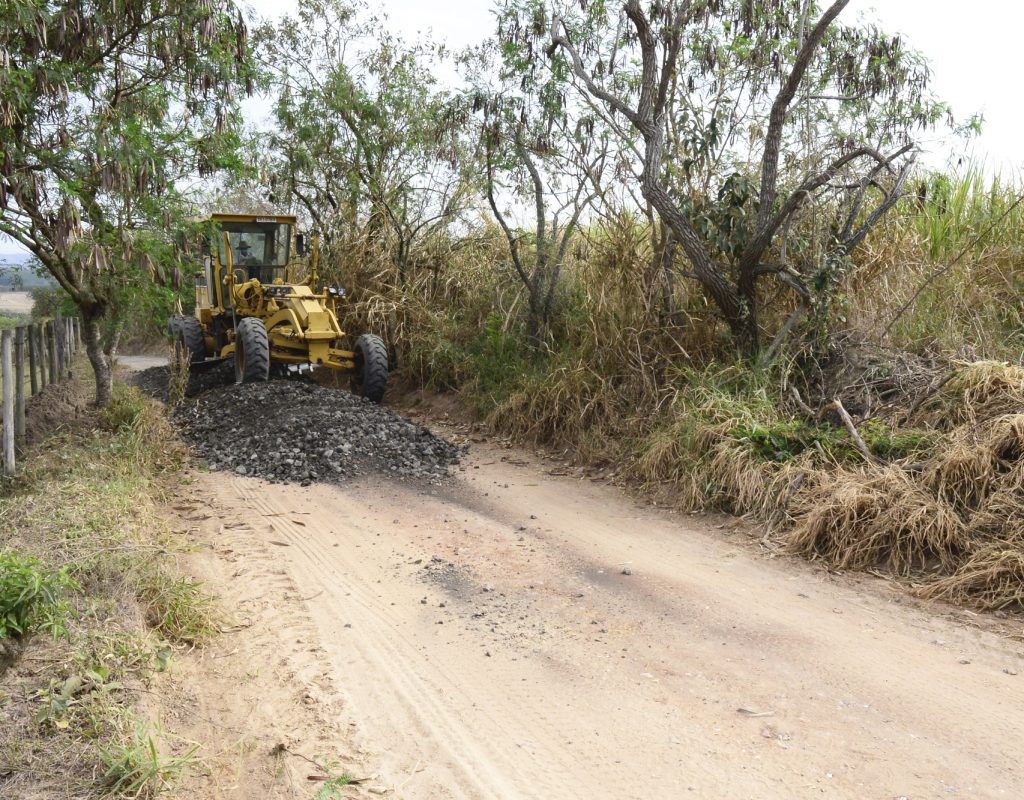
<box><xmin>549</xmin><ymin>18</ymin><xmax>639</xmax><ymax>125</ymax></box>
<box><xmin>842</xmin><ymin>152</ymin><xmax>916</xmax><ymax>250</ymax></box>
<box><xmin>756</xmin><ymin>0</ymin><xmax>851</xmax><ymax>230</ymax></box>
<box><xmin>484</xmin><ymin>138</ymin><xmax>532</xmax><ymax>292</ymax></box>
<box><xmin>513</xmin><ymin>125</ymin><xmax>547</xmax><ymax>276</ymax></box>
<box><xmin>742</xmin><ymin>144</ymin><xmax>906</xmax><ymax>271</ymax></box>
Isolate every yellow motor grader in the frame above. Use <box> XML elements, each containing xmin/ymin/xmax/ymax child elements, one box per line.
<box><xmin>169</xmin><ymin>213</ymin><xmax>388</xmax><ymax>402</ymax></box>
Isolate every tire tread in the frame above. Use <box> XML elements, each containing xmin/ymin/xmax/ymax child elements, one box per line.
<box><xmin>235</xmin><ymin>317</ymin><xmax>270</xmax><ymax>384</ymax></box>
<box><xmin>354</xmin><ymin>334</ymin><xmax>388</xmax><ymax>403</ymax></box>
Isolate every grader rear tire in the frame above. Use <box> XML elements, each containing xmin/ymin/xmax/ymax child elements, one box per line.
<box><xmin>352</xmin><ymin>334</ymin><xmax>388</xmax><ymax>403</ymax></box>
<box><xmin>234</xmin><ymin>317</ymin><xmax>270</xmax><ymax>384</ymax></box>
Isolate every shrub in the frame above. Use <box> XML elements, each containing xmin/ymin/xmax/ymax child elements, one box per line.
<box><xmin>0</xmin><ymin>551</ymin><xmax>75</xmax><ymax>641</ymax></box>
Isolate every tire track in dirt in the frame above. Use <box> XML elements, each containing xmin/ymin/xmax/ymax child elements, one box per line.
<box><xmin>227</xmin><ymin>478</ymin><xmax>789</xmax><ymax>799</ymax></box>
<box><xmin>231</xmin><ymin>477</ymin><xmax>617</xmax><ymax>800</ymax></box>
<box><xmin>164</xmin><ymin>486</ymin><xmax>374</xmax><ymax>799</ymax></box>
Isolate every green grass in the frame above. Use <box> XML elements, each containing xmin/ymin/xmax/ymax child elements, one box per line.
<box><xmin>132</xmin><ymin>572</ymin><xmax>217</xmax><ymax>645</ymax></box>
<box><xmin>913</xmin><ymin>165</ymin><xmax>1024</xmax><ymax>262</ymax></box>
<box><xmin>0</xmin><ymin>376</ymin><xmax>207</xmax><ymax>797</ymax></box>
<box><xmin>729</xmin><ymin>418</ymin><xmax>940</xmax><ymax>464</ymax></box>
<box><xmin>0</xmin><ymin>313</ymin><xmax>29</xmax><ymax>329</ymax></box>
<box><xmin>315</xmin><ymin>771</ymin><xmax>355</xmax><ymax>799</ymax></box>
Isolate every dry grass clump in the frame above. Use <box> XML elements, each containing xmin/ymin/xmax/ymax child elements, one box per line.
<box><xmin>629</xmin><ymin>364</ymin><xmax>783</xmax><ymax>512</ymax></box>
<box><xmin>982</xmin><ymin>413</ymin><xmax>1024</xmax><ymax>461</ymax></box>
<box><xmin>917</xmin><ymin>362</ymin><xmax>1024</xmax><ymax>429</ymax></box>
<box><xmin>787</xmin><ymin>467</ymin><xmax>968</xmax><ymax>576</ymax></box>
<box><xmin>965</xmin><ymin>467</ymin><xmax>1024</xmax><ymax>540</ymax></box>
<box><xmin>635</xmin><ymin>430</ymin><xmax>766</xmax><ymax>513</ymax></box>
<box><xmin>916</xmin><ymin>463</ymin><xmax>1024</xmax><ymax>608</ymax></box>
<box><xmin>921</xmin><ymin>430</ymin><xmax>1000</xmax><ymax>511</ymax></box>
<box><xmin>920</xmin><ymin>413</ymin><xmax>1024</xmax><ymax>509</ymax></box>
<box><xmin>917</xmin><ymin>545</ymin><xmax>1024</xmax><ymax>610</ymax></box>
<box><xmin>786</xmin><ymin>400</ymin><xmax>1024</xmax><ymax>606</ymax></box>
<box><xmin>486</xmin><ymin>359</ymin><xmax>630</xmax><ymax>465</ymax></box>
<box><xmin>705</xmin><ymin>440</ymin><xmax>811</xmax><ymax>520</ymax></box>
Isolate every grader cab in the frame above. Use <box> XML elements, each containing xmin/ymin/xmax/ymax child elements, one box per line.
<box><xmin>170</xmin><ymin>213</ymin><xmax>388</xmax><ymax>402</ymax></box>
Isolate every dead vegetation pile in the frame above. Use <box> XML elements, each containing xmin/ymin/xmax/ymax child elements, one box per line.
<box><xmin>604</xmin><ymin>357</ymin><xmax>1024</xmax><ymax>611</ymax></box>
<box><xmin>778</xmin><ymin>361</ymin><xmax>1024</xmax><ymax>610</ymax></box>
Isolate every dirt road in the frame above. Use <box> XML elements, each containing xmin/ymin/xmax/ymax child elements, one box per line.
<box><xmin>169</xmin><ymin>438</ymin><xmax>1024</xmax><ymax>800</ymax></box>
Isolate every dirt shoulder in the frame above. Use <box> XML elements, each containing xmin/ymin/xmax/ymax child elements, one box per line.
<box><xmin>161</xmin><ymin>434</ymin><xmax>1024</xmax><ymax>800</ymax></box>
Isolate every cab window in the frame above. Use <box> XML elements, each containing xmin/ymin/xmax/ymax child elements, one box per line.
<box><xmin>213</xmin><ymin>221</ymin><xmax>291</xmax><ymax>284</ymax></box>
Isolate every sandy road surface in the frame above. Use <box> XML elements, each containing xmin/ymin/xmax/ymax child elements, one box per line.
<box><xmin>172</xmin><ymin>441</ymin><xmax>1024</xmax><ymax>800</ymax></box>
<box><xmin>117</xmin><ymin>354</ymin><xmax>168</xmax><ymax>371</ymax></box>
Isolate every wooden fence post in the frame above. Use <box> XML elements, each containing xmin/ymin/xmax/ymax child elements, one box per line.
<box><xmin>2</xmin><ymin>330</ymin><xmax>14</xmax><ymax>476</ymax></box>
<box><xmin>47</xmin><ymin>321</ymin><xmax>57</xmax><ymax>385</ymax></box>
<box><xmin>55</xmin><ymin>316</ymin><xmax>65</xmax><ymax>379</ymax></box>
<box><xmin>14</xmin><ymin>327</ymin><xmax>25</xmax><ymax>445</ymax></box>
<box><xmin>64</xmin><ymin>318</ymin><xmax>71</xmax><ymax>362</ymax></box>
<box><xmin>28</xmin><ymin>323</ymin><xmax>38</xmax><ymax>397</ymax></box>
<box><xmin>37</xmin><ymin>324</ymin><xmax>47</xmax><ymax>389</ymax></box>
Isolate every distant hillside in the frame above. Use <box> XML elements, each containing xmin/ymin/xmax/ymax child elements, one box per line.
<box><xmin>0</xmin><ymin>253</ymin><xmax>55</xmax><ymax>290</ymax></box>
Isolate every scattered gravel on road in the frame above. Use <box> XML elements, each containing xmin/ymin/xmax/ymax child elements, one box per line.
<box><xmin>133</xmin><ymin>365</ymin><xmax>463</xmax><ymax>483</ymax></box>
<box><xmin>133</xmin><ymin>362</ymin><xmax>234</xmax><ymax>399</ymax></box>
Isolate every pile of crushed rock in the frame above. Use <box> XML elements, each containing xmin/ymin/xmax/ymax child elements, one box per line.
<box><xmin>133</xmin><ymin>366</ymin><xmax>463</xmax><ymax>483</ymax></box>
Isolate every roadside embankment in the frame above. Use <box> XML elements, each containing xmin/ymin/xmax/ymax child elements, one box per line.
<box><xmin>0</xmin><ymin>367</ymin><xmax>214</xmax><ymax>799</ymax></box>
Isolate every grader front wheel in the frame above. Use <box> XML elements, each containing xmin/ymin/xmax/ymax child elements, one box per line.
<box><xmin>235</xmin><ymin>318</ymin><xmax>270</xmax><ymax>384</ymax></box>
<box><xmin>174</xmin><ymin>316</ymin><xmax>206</xmax><ymax>367</ymax></box>
<box><xmin>352</xmin><ymin>334</ymin><xmax>388</xmax><ymax>403</ymax></box>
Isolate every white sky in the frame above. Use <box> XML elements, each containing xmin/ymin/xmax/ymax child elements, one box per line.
<box><xmin>846</xmin><ymin>0</ymin><xmax>1020</xmax><ymax>174</ymax></box>
<box><xmin>322</xmin><ymin>0</ymin><xmax>1020</xmax><ymax>173</ymax></box>
<box><xmin>1</xmin><ymin>0</ymin><xmax>1018</xmax><ymax>255</ymax></box>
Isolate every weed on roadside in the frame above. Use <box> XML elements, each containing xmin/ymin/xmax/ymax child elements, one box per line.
<box><xmin>312</xmin><ymin>758</ymin><xmax>355</xmax><ymax>800</ymax></box>
<box><xmin>0</xmin><ymin>551</ymin><xmax>76</xmax><ymax>642</ymax></box>
<box><xmin>97</xmin><ymin>719</ymin><xmax>198</xmax><ymax>799</ymax></box>
<box><xmin>131</xmin><ymin>568</ymin><xmax>218</xmax><ymax>645</ymax></box>
<box><xmin>166</xmin><ymin>346</ymin><xmax>191</xmax><ymax>407</ymax></box>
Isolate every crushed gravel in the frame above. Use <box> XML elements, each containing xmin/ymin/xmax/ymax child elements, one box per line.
<box><xmin>133</xmin><ymin>362</ymin><xmax>234</xmax><ymax>400</ymax></box>
<box><xmin>133</xmin><ymin>366</ymin><xmax>463</xmax><ymax>483</ymax></box>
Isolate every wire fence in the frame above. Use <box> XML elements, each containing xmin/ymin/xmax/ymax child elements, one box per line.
<box><xmin>1</xmin><ymin>316</ymin><xmax>80</xmax><ymax>476</ymax></box>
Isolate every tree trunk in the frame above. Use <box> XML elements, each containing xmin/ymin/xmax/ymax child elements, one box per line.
<box><xmin>81</xmin><ymin>312</ymin><xmax>114</xmax><ymax>406</ymax></box>
<box><xmin>526</xmin><ymin>288</ymin><xmax>544</xmax><ymax>348</ymax></box>
<box><xmin>646</xmin><ymin>222</ymin><xmax>676</xmax><ymax>322</ymax></box>
<box><xmin>732</xmin><ymin>313</ymin><xmax>760</xmax><ymax>359</ymax></box>
<box><xmin>637</xmin><ymin>138</ymin><xmax>757</xmax><ymax>356</ymax></box>
<box><xmin>735</xmin><ymin>270</ymin><xmax>761</xmax><ymax>358</ymax></box>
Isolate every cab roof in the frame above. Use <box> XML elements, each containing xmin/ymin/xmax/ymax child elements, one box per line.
<box><xmin>208</xmin><ymin>213</ymin><xmax>298</xmax><ymax>225</ymax></box>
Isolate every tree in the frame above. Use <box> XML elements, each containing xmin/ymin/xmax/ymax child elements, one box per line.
<box><xmin>481</xmin><ymin>104</ymin><xmax>606</xmax><ymax>344</ymax></box>
<box><xmin>466</xmin><ymin>24</ymin><xmax>609</xmax><ymax>344</ymax></box>
<box><xmin>257</xmin><ymin>0</ymin><xmax>472</xmax><ymax>283</ymax></box>
<box><xmin>506</xmin><ymin>0</ymin><xmax>943</xmax><ymax>357</ymax></box>
<box><xmin>0</xmin><ymin>0</ymin><xmax>253</xmax><ymax>404</ymax></box>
